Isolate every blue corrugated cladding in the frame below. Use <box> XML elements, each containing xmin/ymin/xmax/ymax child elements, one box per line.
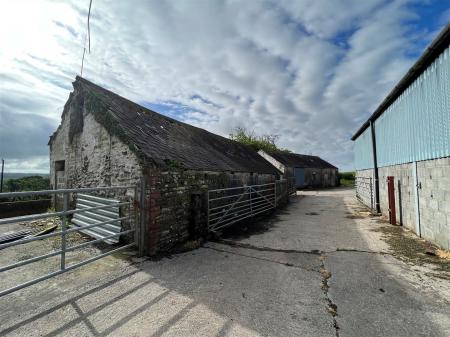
<box><xmin>354</xmin><ymin>127</ymin><xmax>374</xmax><ymax>170</ymax></box>
<box><xmin>355</xmin><ymin>46</ymin><xmax>450</xmax><ymax>169</ymax></box>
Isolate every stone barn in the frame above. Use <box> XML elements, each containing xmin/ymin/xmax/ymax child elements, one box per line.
<box><xmin>258</xmin><ymin>150</ymin><xmax>338</xmax><ymax>188</ymax></box>
<box><xmin>49</xmin><ymin>76</ymin><xmax>278</xmax><ymax>254</ymax></box>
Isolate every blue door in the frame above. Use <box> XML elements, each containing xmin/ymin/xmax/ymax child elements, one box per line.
<box><xmin>294</xmin><ymin>168</ymin><xmax>305</xmax><ymax>188</ymax></box>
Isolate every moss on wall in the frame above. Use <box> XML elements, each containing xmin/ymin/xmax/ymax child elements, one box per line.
<box><xmin>68</xmin><ymin>93</ymin><xmax>84</xmax><ymax>143</ymax></box>
<box><xmin>84</xmin><ymin>91</ymin><xmax>148</xmax><ymax>164</ymax></box>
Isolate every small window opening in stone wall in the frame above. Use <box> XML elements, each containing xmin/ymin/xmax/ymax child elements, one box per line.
<box><xmin>55</xmin><ymin>160</ymin><xmax>65</xmax><ymax>171</ymax></box>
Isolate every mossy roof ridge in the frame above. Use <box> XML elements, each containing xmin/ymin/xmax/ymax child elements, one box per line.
<box><xmin>73</xmin><ymin>76</ymin><xmax>277</xmax><ymax>174</ymax></box>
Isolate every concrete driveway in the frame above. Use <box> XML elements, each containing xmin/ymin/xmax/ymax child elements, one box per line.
<box><xmin>0</xmin><ymin>188</ymin><xmax>449</xmax><ymax>337</ymax></box>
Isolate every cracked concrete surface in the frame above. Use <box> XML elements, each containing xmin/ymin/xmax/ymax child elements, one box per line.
<box><xmin>1</xmin><ymin>188</ymin><xmax>449</xmax><ymax>337</ymax></box>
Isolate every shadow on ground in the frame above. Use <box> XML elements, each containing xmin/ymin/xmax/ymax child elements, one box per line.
<box><xmin>0</xmin><ymin>188</ymin><xmax>449</xmax><ymax>337</ymax></box>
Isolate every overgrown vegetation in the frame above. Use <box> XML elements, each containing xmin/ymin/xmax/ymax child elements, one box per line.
<box><xmin>3</xmin><ymin>176</ymin><xmax>50</xmax><ymax>192</ymax></box>
<box><xmin>229</xmin><ymin>127</ymin><xmax>291</xmax><ymax>153</ymax></box>
<box><xmin>2</xmin><ymin>176</ymin><xmax>50</xmax><ymax>201</ymax></box>
<box><xmin>372</xmin><ymin>225</ymin><xmax>450</xmax><ymax>276</ymax></box>
<box><xmin>339</xmin><ymin>171</ymin><xmax>355</xmax><ymax>187</ymax></box>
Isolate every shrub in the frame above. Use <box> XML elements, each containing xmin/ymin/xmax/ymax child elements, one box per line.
<box><xmin>229</xmin><ymin>127</ymin><xmax>290</xmax><ymax>153</ymax></box>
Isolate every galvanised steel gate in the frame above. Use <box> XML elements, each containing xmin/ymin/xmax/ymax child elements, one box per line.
<box><xmin>287</xmin><ymin>177</ymin><xmax>296</xmax><ymax>195</ymax></box>
<box><xmin>207</xmin><ymin>182</ymin><xmax>276</xmax><ymax>232</ymax></box>
<box><xmin>0</xmin><ymin>185</ymin><xmax>140</xmax><ymax>297</ymax></box>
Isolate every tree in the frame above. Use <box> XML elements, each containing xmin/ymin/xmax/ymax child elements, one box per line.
<box><xmin>229</xmin><ymin>127</ymin><xmax>291</xmax><ymax>153</ymax></box>
<box><xmin>5</xmin><ymin>176</ymin><xmax>50</xmax><ymax>193</ymax></box>
<box><xmin>3</xmin><ymin>176</ymin><xmax>50</xmax><ymax>201</ymax></box>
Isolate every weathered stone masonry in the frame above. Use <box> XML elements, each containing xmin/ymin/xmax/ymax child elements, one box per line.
<box><xmin>141</xmin><ymin>170</ymin><xmax>275</xmax><ymax>255</ymax></box>
<box><xmin>49</xmin><ymin>77</ymin><xmax>279</xmax><ymax>255</ymax></box>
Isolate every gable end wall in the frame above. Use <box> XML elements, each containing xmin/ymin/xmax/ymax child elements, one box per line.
<box><xmin>49</xmin><ymin>92</ymin><xmax>143</xmax><ymax>196</ymax></box>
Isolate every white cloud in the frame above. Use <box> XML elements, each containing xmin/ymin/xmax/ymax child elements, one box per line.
<box><xmin>0</xmin><ymin>0</ymin><xmax>445</xmax><ymax>172</ymax></box>
<box><xmin>2</xmin><ymin>156</ymin><xmax>49</xmax><ymax>174</ymax></box>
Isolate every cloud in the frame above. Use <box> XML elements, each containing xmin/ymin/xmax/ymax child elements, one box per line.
<box><xmin>1</xmin><ymin>156</ymin><xmax>50</xmax><ymax>174</ymax></box>
<box><xmin>0</xmin><ymin>0</ymin><xmax>446</xmax><ymax>172</ymax></box>
<box><xmin>0</xmin><ymin>111</ymin><xmax>56</xmax><ymax>158</ymax></box>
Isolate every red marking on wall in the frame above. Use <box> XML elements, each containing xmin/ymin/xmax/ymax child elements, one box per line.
<box><xmin>387</xmin><ymin>176</ymin><xmax>396</xmax><ymax>225</ymax></box>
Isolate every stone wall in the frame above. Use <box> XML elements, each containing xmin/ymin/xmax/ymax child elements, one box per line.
<box><xmin>50</xmin><ymin>89</ymin><xmax>281</xmax><ymax>255</ymax></box>
<box><xmin>142</xmin><ymin>169</ymin><xmax>276</xmax><ymax>255</ymax></box>
<box><xmin>356</xmin><ymin>157</ymin><xmax>450</xmax><ymax>249</ymax></box>
<box><xmin>49</xmin><ymin>91</ymin><xmax>145</xmax><ymax>244</ymax></box>
<box><xmin>49</xmin><ymin>91</ymin><xmax>143</xmax><ymax>204</ymax></box>
<box><xmin>303</xmin><ymin>168</ymin><xmax>338</xmax><ymax>188</ymax></box>
<box><xmin>50</xmin><ymin>103</ymin><xmax>142</xmax><ymax>194</ymax></box>
<box><xmin>0</xmin><ymin>199</ymin><xmax>52</xmax><ymax>219</ymax></box>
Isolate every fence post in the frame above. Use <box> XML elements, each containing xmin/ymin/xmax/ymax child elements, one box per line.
<box><xmin>60</xmin><ymin>192</ymin><xmax>68</xmax><ymax>270</ymax></box>
<box><xmin>206</xmin><ymin>190</ymin><xmax>210</xmax><ymax>232</ymax></box>
<box><xmin>137</xmin><ymin>178</ymin><xmax>146</xmax><ymax>257</ymax></box>
<box><xmin>249</xmin><ymin>186</ymin><xmax>253</xmax><ymax>216</ymax></box>
<box><xmin>274</xmin><ymin>182</ymin><xmax>277</xmax><ymax>207</ymax></box>
<box><xmin>134</xmin><ymin>183</ymin><xmax>140</xmax><ymax>256</ymax></box>
<box><xmin>355</xmin><ymin>177</ymin><xmax>359</xmax><ymax>200</ymax></box>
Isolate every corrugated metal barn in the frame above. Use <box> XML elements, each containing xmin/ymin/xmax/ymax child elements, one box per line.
<box><xmin>352</xmin><ymin>23</ymin><xmax>450</xmax><ymax>249</ymax></box>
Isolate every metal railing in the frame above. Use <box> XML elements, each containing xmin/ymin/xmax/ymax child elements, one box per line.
<box><xmin>0</xmin><ymin>185</ymin><xmax>139</xmax><ymax>297</ymax></box>
<box><xmin>287</xmin><ymin>177</ymin><xmax>296</xmax><ymax>195</ymax></box>
<box><xmin>207</xmin><ymin>182</ymin><xmax>280</xmax><ymax>232</ymax></box>
<box><xmin>355</xmin><ymin>177</ymin><xmax>374</xmax><ymax>210</ymax></box>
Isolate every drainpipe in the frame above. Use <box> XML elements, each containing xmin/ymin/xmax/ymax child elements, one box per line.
<box><xmin>370</xmin><ymin>120</ymin><xmax>381</xmax><ymax>213</ymax></box>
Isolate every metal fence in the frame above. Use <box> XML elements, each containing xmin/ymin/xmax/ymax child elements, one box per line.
<box><xmin>355</xmin><ymin>177</ymin><xmax>374</xmax><ymax>210</ymax></box>
<box><xmin>0</xmin><ymin>185</ymin><xmax>139</xmax><ymax>298</ymax></box>
<box><xmin>287</xmin><ymin>177</ymin><xmax>296</xmax><ymax>195</ymax></box>
<box><xmin>207</xmin><ymin>183</ymin><xmax>275</xmax><ymax>232</ymax></box>
<box><xmin>207</xmin><ymin>180</ymin><xmax>292</xmax><ymax>232</ymax></box>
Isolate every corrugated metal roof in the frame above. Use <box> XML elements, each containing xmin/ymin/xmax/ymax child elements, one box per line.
<box><xmin>351</xmin><ymin>22</ymin><xmax>450</xmax><ymax>141</ymax></box>
<box><xmin>70</xmin><ymin>77</ymin><xmax>277</xmax><ymax>174</ymax></box>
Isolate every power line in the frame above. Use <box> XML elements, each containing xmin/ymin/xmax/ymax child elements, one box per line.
<box><xmin>87</xmin><ymin>0</ymin><xmax>92</xmax><ymax>53</ymax></box>
<box><xmin>80</xmin><ymin>0</ymin><xmax>93</xmax><ymax>77</ymax></box>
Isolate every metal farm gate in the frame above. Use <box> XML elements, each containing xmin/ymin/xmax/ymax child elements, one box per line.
<box><xmin>0</xmin><ymin>185</ymin><xmax>142</xmax><ymax>297</ymax></box>
<box><xmin>355</xmin><ymin>176</ymin><xmax>374</xmax><ymax>211</ymax></box>
<box><xmin>207</xmin><ymin>179</ymin><xmax>293</xmax><ymax>232</ymax></box>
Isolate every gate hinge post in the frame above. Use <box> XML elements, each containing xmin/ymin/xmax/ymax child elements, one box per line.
<box><xmin>60</xmin><ymin>192</ymin><xmax>69</xmax><ymax>270</ymax></box>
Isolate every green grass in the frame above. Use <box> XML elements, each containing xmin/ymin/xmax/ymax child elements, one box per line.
<box><xmin>340</xmin><ymin>179</ymin><xmax>355</xmax><ymax>187</ymax></box>
<box><xmin>339</xmin><ymin>171</ymin><xmax>355</xmax><ymax>187</ymax></box>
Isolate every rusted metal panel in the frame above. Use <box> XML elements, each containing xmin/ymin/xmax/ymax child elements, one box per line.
<box><xmin>387</xmin><ymin>176</ymin><xmax>397</xmax><ymax>225</ymax></box>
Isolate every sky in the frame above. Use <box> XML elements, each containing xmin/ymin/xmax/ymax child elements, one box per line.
<box><xmin>0</xmin><ymin>0</ymin><xmax>449</xmax><ymax>173</ymax></box>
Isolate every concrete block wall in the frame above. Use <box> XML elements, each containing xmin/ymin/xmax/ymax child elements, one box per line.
<box><xmin>356</xmin><ymin>157</ymin><xmax>450</xmax><ymax>250</ymax></box>
<box><xmin>416</xmin><ymin>157</ymin><xmax>450</xmax><ymax>249</ymax></box>
<box><xmin>378</xmin><ymin>163</ymin><xmax>416</xmax><ymax>232</ymax></box>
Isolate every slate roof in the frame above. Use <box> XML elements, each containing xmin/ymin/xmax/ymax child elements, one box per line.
<box><xmin>268</xmin><ymin>152</ymin><xmax>337</xmax><ymax>169</ymax></box>
<box><xmin>71</xmin><ymin>76</ymin><xmax>277</xmax><ymax>174</ymax></box>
